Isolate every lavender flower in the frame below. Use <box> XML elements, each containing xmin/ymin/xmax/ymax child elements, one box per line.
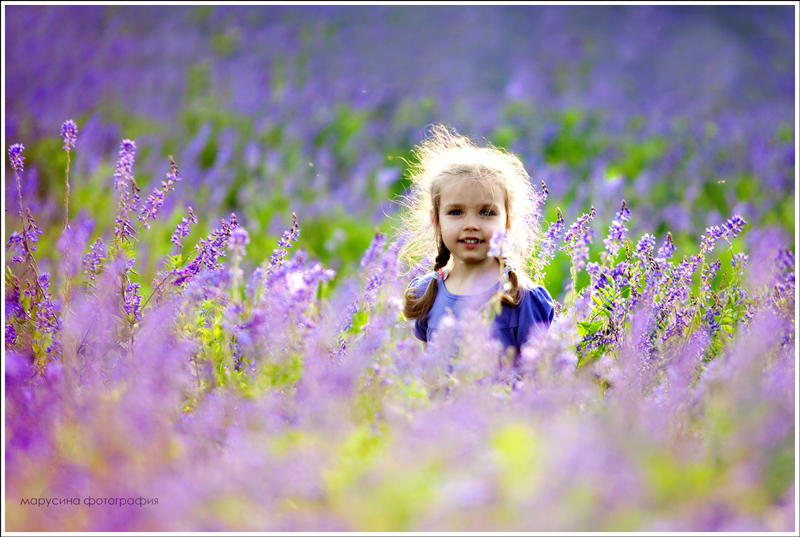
<box><xmin>772</xmin><ymin>248</ymin><xmax>795</xmax><ymax>299</ymax></box>
<box><xmin>124</xmin><ymin>282</ymin><xmax>143</xmax><ymax>322</ymax></box>
<box><xmin>8</xmin><ymin>143</ymin><xmax>25</xmax><ymax>173</ymax></box>
<box><xmin>228</xmin><ymin>226</ymin><xmax>250</xmax><ymax>260</ymax></box>
<box><xmin>603</xmin><ymin>200</ymin><xmax>631</xmax><ymax>256</ymax></box>
<box><xmin>721</xmin><ymin>215</ymin><xmax>747</xmax><ymax>244</ymax></box>
<box><xmin>5</xmin><ymin>232</ymin><xmax>25</xmax><ymax>264</ymax></box>
<box><xmin>173</xmin><ymin>214</ymin><xmax>239</xmax><ymax>286</ymax></box>
<box><xmin>634</xmin><ymin>234</ymin><xmax>655</xmax><ymax>263</ymax></box>
<box><xmin>656</xmin><ymin>232</ymin><xmax>677</xmax><ymax>261</ymax></box>
<box><xmin>488</xmin><ymin>228</ymin><xmax>507</xmax><ymax>258</ymax></box>
<box><xmin>5</xmin><ymin>323</ymin><xmax>18</xmax><ymax>350</ymax></box>
<box><xmin>700</xmin><ymin>225</ymin><xmax>724</xmax><ymax>254</ymax></box>
<box><xmin>138</xmin><ymin>159</ymin><xmax>181</xmax><ymax>229</ymax></box>
<box><xmin>61</xmin><ymin>120</ymin><xmax>78</xmax><ymax>151</ymax></box>
<box><xmin>732</xmin><ymin>252</ymin><xmax>748</xmax><ymax>271</ymax></box>
<box><xmin>114</xmin><ymin>139</ymin><xmax>137</xmax><ymax>191</ymax></box>
<box><xmin>562</xmin><ymin>206</ymin><xmax>595</xmax><ymax>270</ymax></box>
<box><xmin>171</xmin><ymin>207</ymin><xmax>198</xmax><ymax>248</ymax></box>
<box><xmin>7</xmin><ymin>209</ymin><xmax>44</xmax><ymax>263</ymax></box>
<box><xmin>268</xmin><ymin>213</ymin><xmax>300</xmax><ymax>271</ymax></box>
<box><xmin>83</xmin><ymin>238</ymin><xmax>107</xmax><ymax>282</ymax></box>
<box><xmin>701</xmin><ymin>259</ymin><xmax>721</xmax><ymax>295</ymax></box>
<box><xmin>114</xmin><ymin>139</ymin><xmax>139</xmax><ymax>240</ymax></box>
<box><xmin>359</xmin><ymin>231</ymin><xmax>386</xmax><ymax>276</ymax></box>
<box><xmin>539</xmin><ymin>208</ymin><xmax>565</xmax><ymax>264</ymax></box>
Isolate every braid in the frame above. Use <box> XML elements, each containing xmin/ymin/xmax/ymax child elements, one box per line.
<box><xmin>500</xmin><ymin>260</ymin><xmax>523</xmax><ymax>307</ymax></box>
<box><xmin>433</xmin><ymin>237</ymin><xmax>451</xmax><ymax>271</ymax></box>
<box><xmin>403</xmin><ymin>236</ymin><xmax>447</xmax><ymax>321</ymax></box>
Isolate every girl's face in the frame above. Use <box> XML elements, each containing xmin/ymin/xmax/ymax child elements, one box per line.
<box><xmin>434</xmin><ymin>176</ymin><xmax>509</xmax><ymax>269</ymax></box>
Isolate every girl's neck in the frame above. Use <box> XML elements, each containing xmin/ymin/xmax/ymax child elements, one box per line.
<box><xmin>443</xmin><ymin>257</ymin><xmax>502</xmax><ymax>295</ymax></box>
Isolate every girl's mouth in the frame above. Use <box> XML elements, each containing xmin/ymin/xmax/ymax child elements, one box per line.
<box><xmin>459</xmin><ymin>238</ymin><xmax>482</xmax><ymax>249</ymax></box>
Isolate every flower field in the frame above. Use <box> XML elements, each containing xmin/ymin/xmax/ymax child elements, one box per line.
<box><xmin>4</xmin><ymin>5</ymin><xmax>797</xmax><ymax>532</ymax></box>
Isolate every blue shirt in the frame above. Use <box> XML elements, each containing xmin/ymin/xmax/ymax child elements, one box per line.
<box><xmin>407</xmin><ymin>270</ymin><xmax>554</xmax><ymax>357</ymax></box>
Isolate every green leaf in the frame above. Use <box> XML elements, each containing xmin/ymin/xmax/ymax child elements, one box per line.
<box><xmin>578</xmin><ymin>320</ymin><xmax>604</xmax><ymax>337</ymax></box>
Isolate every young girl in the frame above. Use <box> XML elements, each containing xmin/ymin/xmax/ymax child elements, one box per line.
<box><xmin>399</xmin><ymin>125</ymin><xmax>554</xmax><ymax>360</ymax></box>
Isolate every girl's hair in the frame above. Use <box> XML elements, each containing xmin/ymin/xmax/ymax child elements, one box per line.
<box><xmin>398</xmin><ymin>124</ymin><xmax>542</xmax><ymax>320</ymax></box>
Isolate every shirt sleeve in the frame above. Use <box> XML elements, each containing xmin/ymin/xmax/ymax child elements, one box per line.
<box><xmin>516</xmin><ymin>283</ymin><xmax>555</xmax><ymax>348</ymax></box>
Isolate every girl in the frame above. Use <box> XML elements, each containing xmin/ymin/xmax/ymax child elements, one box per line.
<box><xmin>399</xmin><ymin>125</ymin><xmax>554</xmax><ymax>359</ymax></box>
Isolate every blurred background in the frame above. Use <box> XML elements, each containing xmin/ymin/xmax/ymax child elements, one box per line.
<box><xmin>4</xmin><ymin>4</ymin><xmax>795</xmax><ymax>300</ymax></box>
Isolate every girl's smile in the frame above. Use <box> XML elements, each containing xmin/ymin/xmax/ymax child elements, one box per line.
<box><xmin>459</xmin><ymin>236</ymin><xmax>483</xmax><ymax>249</ymax></box>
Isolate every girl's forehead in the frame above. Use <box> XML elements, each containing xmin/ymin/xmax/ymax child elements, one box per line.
<box><xmin>439</xmin><ymin>177</ymin><xmax>504</xmax><ymax>205</ymax></box>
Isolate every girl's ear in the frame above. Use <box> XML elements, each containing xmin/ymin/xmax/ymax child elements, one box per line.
<box><xmin>430</xmin><ymin>209</ymin><xmax>439</xmax><ymax>230</ymax></box>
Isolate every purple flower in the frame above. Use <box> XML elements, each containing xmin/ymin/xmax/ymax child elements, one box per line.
<box><xmin>771</xmin><ymin>248</ymin><xmax>795</xmax><ymax>298</ymax></box>
<box><xmin>8</xmin><ymin>143</ymin><xmax>25</xmax><ymax>173</ymax></box>
<box><xmin>170</xmin><ymin>207</ymin><xmax>198</xmax><ymax>249</ymax></box>
<box><xmin>228</xmin><ymin>226</ymin><xmax>250</xmax><ymax>259</ymax></box>
<box><xmin>732</xmin><ymin>252</ymin><xmax>748</xmax><ymax>270</ymax></box>
<box><xmin>603</xmin><ymin>200</ymin><xmax>631</xmax><ymax>257</ymax></box>
<box><xmin>138</xmin><ymin>162</ymin><xmax>181</xmax><ymax>229</ymax></box>
<box><xmin>269</xmin><ymin>213</ymin><xmax>300</xmax><ymax>271</ymax></box>
<box><xmin>539</xmin><ymin>208</ymin><xmax>565</xmax><ymax>264</ymax></box>
<box><xmin>8</xmin><ymin>208</ymin><xmax>44</xmax><ymax>263</ymax></box>
<box><xmin>124</xmin><ymin>282</ymin><xmax>143</xmax><ymax>322</ymax></box>
<box><xmin>5</xmin><ymin>324</ymin><xmax>18</xmax><ymax>349</ymax></box>
<box><xmin>656</xmin><ymin>232</ymin><xmax>677</xmax><ymax>261</ymax></box>
<box><xmin>83</xmin><ymin>238</ymin><xmax>107</xmax><ymax>282</ymax></box>
<box><xmin>114</xmin><ymin>139</ymin><xmax>136</xmax><ymax>192</ymax></box>
<box><xmin>359</xmin><ymin>231</ymin><xmax>386</xmax><ymax>276</ymax></box>
<box><xmin>701</xmin><ymin>259</ymin><xmax>721</xmax><ymax>294</ymax></box>
<box><xmin>114</xmin><ymin>139</ymin><xmax>139</xmax><ymax>240</ymax></box>
<box><xmin>634</xmin><ymin>233</ymin><xmax>655</xmax><ymax>264</ymax></box>
<box><xmin>5</xmin><ymin>232</ymin><xmax>25</xmax><ymax>264</ymax></box>
<box><xmin>721</xmin><ymin>215</ymin><xmax>747</xmax><ymax>243</ymax></box>
<box><xmin>173</xmin><ymin>214</ymin><xmax>239</xmax><ymax>286</ymax></box>
<box><xmin>488</xmin><ymin>228</ymin><xmax>507</xmax><ymax>258</ymax></box>
<box><xmin>700</xmin><ymin>225</ymin><xmax>724</xmax><ymax>254</ymax></box>
<box><xmin>562</xmin><ymin>206</ymin><xmax>595</xmax><ymax>270</ymax></box>
<box><xmin>61</xmin><ymin>120</ymin><xmax>78</xmax><ymax>151</ymax></box>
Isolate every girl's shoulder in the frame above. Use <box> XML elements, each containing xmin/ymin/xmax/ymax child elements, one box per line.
<box><xmin>407</xmin><ymin>271</ymin><xmax>437</xmax><ymax>294</ymax></box>
<box><xmin>513</xmin><ymin>270</ymin><xmax>554</xmax><ymax>303</ymax></box>
<box><xmin>509</xmin><ymin>270</ymin><xmax>555</xmax><ymax>324</ymax></box>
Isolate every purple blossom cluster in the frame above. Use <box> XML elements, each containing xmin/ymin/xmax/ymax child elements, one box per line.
<box><xmin>172</xmin><ymin>214</ymin><xmax>239</xmax><ymax>286</ymax></box>
<box><xmin>138</xmin><ymin>159</ymin><xmax>182</xmax><ymax>229</ymax></box>
<box><xmin>170</xmin><ymin>207</ymin><xmax>198</xmax><ymax>248</ymax></box>
<box><xmin>5</xmin><ymin>209</ymin><xmax>43</xmax><ymax>264</ymax></box>
<box><xmin>60</xmin><ymin>119</ymin><xmax>78</xmax><ymax>151</ymax></box>
<box><xmin>656</xmin><ymin>232</ymin><xmax>677</xmax><ymax>261</ymax></box>
<box><xmin>269</xmin><ymin>213</ymin><xmax>301</xmax><ymax>270</ymax></box>
<box><xmin>124</xmin><ymin>282</ymin><xmax>143</xmax><ymax>322</ymax></box>
<box><xmin>602</xmin><ymin>199</ymin><xmax>630</xmax><ymax>257</ymax></box>
<box><xmin>538</xmin><ymin>208</ymin><xmax>565</xmax><ymax>265</ymax></box>
<box><xmin>562</xmin><ymin>206</ymin><xmax>595</xmax><ymax>270</ymax></box>
<box><xmin>82</xmin><ymin>238</ymin><xmax>107</xmax><ymax>282</ymax></box>
<box><xmin>8</xmin><ymin>143</ymin><xmax>25</xmax><ymax>172</ymax></box>
<box><xmin>113</xmin><ymin>139</ymin><xmax>139</xmax><ymax>240</ymax></box>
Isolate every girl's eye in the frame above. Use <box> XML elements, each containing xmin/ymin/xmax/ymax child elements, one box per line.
<box><xmin>480</xmin><ymin>210</ymin><xmax>495</xmax><ymax>216</ymax></box>
<box><xmin>449</xmin><ymin>210</ymin><xmax>462</xmax><ymax>216</ymax></box>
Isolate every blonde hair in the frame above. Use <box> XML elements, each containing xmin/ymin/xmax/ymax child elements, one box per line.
<box><xmin>397</xmin><ymin>124</ymin><xmax>543</xmax><ymax>320</ymax></box>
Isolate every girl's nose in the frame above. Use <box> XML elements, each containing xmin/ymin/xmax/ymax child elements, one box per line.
<box><xmin>462</xmin><ymin>215</ymin><xmax>479</xmax><ymax>230</ymax></box>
